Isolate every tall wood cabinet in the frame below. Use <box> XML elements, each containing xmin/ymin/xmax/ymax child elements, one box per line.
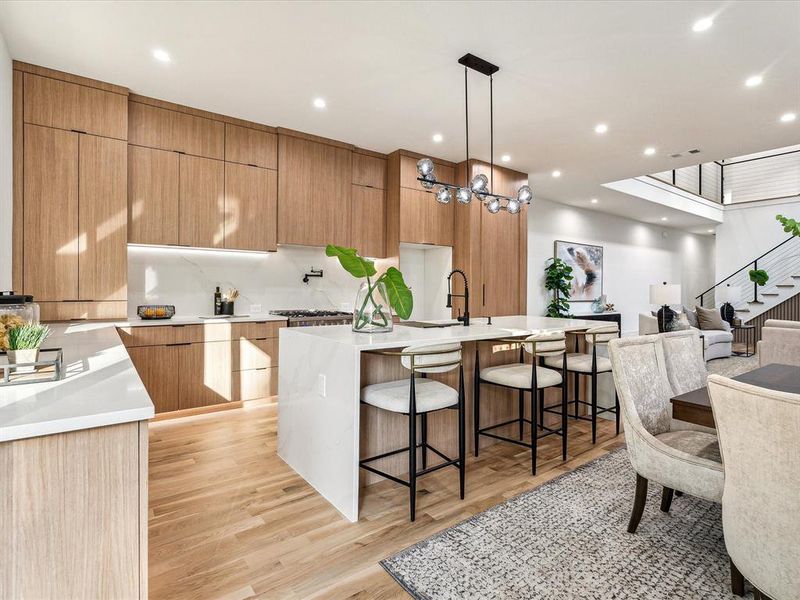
<box><xmin>350</xmin><ymin>151</ymin><xmax>387</xmax><ymax>258</ymax></box>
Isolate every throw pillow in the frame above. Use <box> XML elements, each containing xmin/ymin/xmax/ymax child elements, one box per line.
<box><xmin>682</xmin><ymin>305</ymin><xmax>699</xmax><ymax>328</ymax></box>
<box><xmin>666</xmin><ymin>313</ymin><xmax>691</xmax><ymax>332</ymax></box>
<box><xmin>696</xmin><ymin>305</ymin><xmax>727</xmax><ymax>331</ymax></box>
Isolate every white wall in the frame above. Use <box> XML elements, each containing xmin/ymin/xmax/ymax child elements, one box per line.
<box><xmin>714</xmin><ymin>196</ymin><xmax>800</xmax><ymax>281</ymax></box>
<box><xmin>0</xmin><ymin>31</ymin><xmax>12</xmax><ymax>290</ymax></box>
<box><xmin>128</xmin><ymin>245</ymin><xmax>401</xmax><ymax>317</ymax></box>
<box><xmin>399</xmin><ymin>243</ymin><xmax>452</xmax><ymax>321</ymax></box>
<box><xmin>527</xmin><ymin>198</ymin><xmax>715</xmax><ymax>336</ymax></box>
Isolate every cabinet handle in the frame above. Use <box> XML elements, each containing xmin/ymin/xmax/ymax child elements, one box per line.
<box><xmin>247</xmin><ymin>163</ymin><xmax>259</xmax><ymax>168</ymax></box>
<box><xmin>70</xmin><ymin>129</ymin><xmax>87</xmax><ymax>134</ymax></box>
<box><xmin>166</xmin><ymin>342</ymin><xmax>191</xmax><ymax>347</ymax></box>
<box><xmin>171</xmin><ymin>325</ymin><xmax>187</xmax><ymax>328</ymax></box>
<box><xmin>482</xmin><ymin>284</ymin><xmax>486</xmax><ymax>305</ymax></box>
<box><xmin>62</xmin><ymin>299</ymin><xmax>83</xmax><ymax>302</ymax></box>
<box><xmin>70</xmin><ymin>317</ymin><xmax>87</xmax><ymax>321</ymax></box>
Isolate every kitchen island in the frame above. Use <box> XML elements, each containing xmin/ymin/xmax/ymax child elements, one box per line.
<box><xmin>1</xmin><ymin>322</ymin><xmax>154</xmax><ymax>599</ymax></box>
<box><xmin>278</xmin><ymin>315</ymin><xmax>615</xmax><ymax>522</ymax></box>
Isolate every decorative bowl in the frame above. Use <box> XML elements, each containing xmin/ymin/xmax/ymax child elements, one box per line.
<box><xmin>137</xmin><ymin>305</ymin><xmax>175</xmax><ymax>320</ymax></box>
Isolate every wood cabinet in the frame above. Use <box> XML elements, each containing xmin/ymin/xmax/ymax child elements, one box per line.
<box><xmin>224</xmin><ymin>163</ymin><xmax>277</xmax><ymax>251</ymax></box>
<box><xmin>353</xmin><ymin>152</ymin><xmax>386</xmax><ymax>189</ymax></box>
<box><xmin>350</xmin><ymin>185</ymin><xmax>386</xmax><ymax>258</ymax></box>
<box><xmin>128</xmin><ymin>145</ymin><xmax>180</xmax><ymax>245</ymax></box>
<box><xmin>23</xmin><ymin>72</ymin><xmax>128</xmax><ymax>140</ymax></box>
<box><xmin>23</xmin><ymin>125</ymin><xmax>127</xmax><ymax>304</ymax></box>
<box><xmin>225</xmin><ymin>123</ymin><xmax>277</xmax><ymax>169</ymax></box>
<box><xmin>179</xmin><ymin>155</ymin><xmax>225</xmax><ymax>248</ymax></box>
<box><xmin>128</xmin><ymin>101</ymin><xmax>224</xmax><ymax>159</ymax></box>
<box><xmin>179</xmin><ymin>341</ymin><xmax>233</xmax><ymax>409</ymax></box>
<box><xmin>278</xmin><ymin>135</ymin><xmax>352</xmax><ymax>247</ymax></box>
<box><xmin>126</xmin><ymin>345</ymin><xmax>181</xmax><ymax>413</ymax></box>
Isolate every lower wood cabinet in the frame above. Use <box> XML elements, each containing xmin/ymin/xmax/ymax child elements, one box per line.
<box><xmin>125</xmin><ymin>345</ymin><xmax>181</xmax><ymax>413</ymax></box>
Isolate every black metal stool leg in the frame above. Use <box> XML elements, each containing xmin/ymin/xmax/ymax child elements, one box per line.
<box><xmin>473</xmin><ymin>350</ymin><xmax>480</xmax><ymax>457</ymax></box>
<box><xmin>615</xmin><ymin>389</ymin><xmax>620</xmax><ymax>435</ymax></box>
<box><xmin>458</xmin><ymin>365</ymin><xmax>466</xmax><ymax>500</ymax></box>
<box><xmin>538</xmin><ymin>388</ymin><xmax>545</xmax><ymax>430</ymax></box>
<box><xmin>573</xmin><ymin>371</ymin><xmax>580</xmax><ymax>419</ymax></box>
<box><xmin>518</xmin><ymin>389</ymin><xmax>524</xmax><ymax>440</ymax></box>
<box><xmin>561</xmin><ymin>354</ymin><xmax>568</xmax><ymax>461</ymax></box>
<box><xmin>530</xmin><ymin>389</ymin><xmax>538</xmax><ymax>475</ymax></box>
<box><xmin>591</xmin><ymin>370</ymin><xmax>598</xmax><ymax>444</ymax></box>
<box><xmin>408</xmin><ymin>378</ymin><xmax>417</xmax><ymax>522</ymax></box>
<box><xmin>421</xmin><ymin>413</ymin><xmax>428</xmax><ymax>470</ymax></box>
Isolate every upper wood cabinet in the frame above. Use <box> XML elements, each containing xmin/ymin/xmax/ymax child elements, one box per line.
<box><xmin>277</xmin><ymin>135</ymin><xmax>352</xmax><ymax>247</ymax></box>
<box><xmin>399</xmin><ymin>187</ymin><xmax>454</xmax><ymax>247</ymax></box>
<box><xmin>399</xmin><ymin>155</ymin><xmax>455</xmax><ymax>190</ymax></box>
<box><xmin>78</xmin><ymin>135</ymin><xmax>127</xmax><ymax>301</ymax></box>
<box><xmin>353</xmin><ymin>153</ymin><xmax>386</xmax><ymax>189</ymax></box>
<box><xmin>128</xmin><ymin>101</ymin><xmax>224</xmax><ymax>159</ymax></box>
<box><xmin>179</xmin><ymin>155</ymin><xmax>225</xmax><ymax>248</ymax></box>
<box><xmin>224</xmin><ymin>163</ymin><xmax>277</xmax><ymax>252</ymax></box>
<box><xmin>351</xmin><ymin>185</ymin><xmax>386</xmax><ymax>258</ymax></box>
<box><xmin>224</xmin><ymin>124</ymin><xmax>277</xmax><ymax>169</ymax></box>
<box><xmin>23</xmin><ymin>124</ymin><xmax>127</xmax><ymax>304</ymax></box>
<box><xmin>23</xmin><ymin>125</ymin><xmax>79</xmax><ymax>301</ymax></box>
<box><xmin>23</xmin><ymin>73</ymin><xmax>128</xmax><ymax>140</ymax></box>
<box><xmin>128</xmin><ymin>145</ymin><xmax>180</xmax><ymax>246</ymax></box>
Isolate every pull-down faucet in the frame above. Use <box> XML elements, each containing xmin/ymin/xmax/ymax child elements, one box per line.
<box><xmin>446</xmin><ymin>269</ymin><xmax>470</xmax><ymax>326</ymax></box>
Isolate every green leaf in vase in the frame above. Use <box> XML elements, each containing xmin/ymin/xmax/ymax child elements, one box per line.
<box><xmin>325</xmin><ymin>244</ymin><xmax>377</xmax><ymax>278</ymax></box>
<box><xmin>379</xmin><ymin>267</ymin><xmax>413</xmax><ymax>320</ymax></box>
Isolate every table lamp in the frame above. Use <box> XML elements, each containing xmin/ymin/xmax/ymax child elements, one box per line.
<box><xmin>719</xmin><ymin>284</ymin><xmax>737</xmax><ymax>325</ymax></box>
<box><xmin>650</xmin><ymin>282</ymin><xmax>682</xmax><ymax>332</ymax></box>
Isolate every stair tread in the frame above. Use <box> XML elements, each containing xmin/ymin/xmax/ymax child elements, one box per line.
<box><xmin>762</xmin><ymin>293</ymin><xmax>780</xmax><ymax>296</ymax></box>
<box><xmin>747</xmin><ymin>301</ymin><xmax>765</xmax><ymax>304</ymax></box>
<box><xmin>776</xmin><ymin>284</ymin><xmax>795</xmax><ymax>287</ymax></box>
<box><xmin>735</xmin><ymin>309</ymin><xmax>751</xmax><ymax>313</ymax></box>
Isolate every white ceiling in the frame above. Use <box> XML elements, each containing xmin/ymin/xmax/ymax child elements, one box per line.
<box><xmin>1</xmin><ymin>1</ymin><xmax>798</xmax><ymax>233</ymax></box>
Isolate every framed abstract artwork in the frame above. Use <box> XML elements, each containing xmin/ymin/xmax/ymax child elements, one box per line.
<box><xmin>554</xmin><ymin>240</ymin><xmax>604</xmax><ymax>302</ymax></box>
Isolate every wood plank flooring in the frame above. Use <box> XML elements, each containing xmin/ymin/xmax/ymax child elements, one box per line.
<box><xmin>149</xmin><ymin>400</ymin><xmax>624</xmax><ymax>599</ymax></box>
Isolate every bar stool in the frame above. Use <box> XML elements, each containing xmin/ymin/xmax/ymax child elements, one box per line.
<box><xmin>542</xmin><ymin>323</ymin><xmax>620</xmax><ymax>443</ymax></box>
<box><xmin>359</xmin><ymin>342</ymin><xmax>465</xmax><ymax>522</ymax></box>
<box><xmin>473</xmin><ymin>331</ymin><xmax>567</xmax><ymax>476</ymax></box>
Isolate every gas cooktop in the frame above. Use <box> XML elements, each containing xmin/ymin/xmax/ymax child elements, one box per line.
<box><xmin>270</xmin><ymin>309</ymin><xmax>351</xmax><ymax>318</ymax></box>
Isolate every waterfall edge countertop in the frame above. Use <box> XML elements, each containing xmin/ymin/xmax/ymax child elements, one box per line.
<box><xmin>0</xmin><ymin>322</ymin><xmax>155</xmax><ymax>442</ymax></box>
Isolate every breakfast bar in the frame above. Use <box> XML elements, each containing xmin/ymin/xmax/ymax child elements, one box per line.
<box><xmin>278</xmin><ymin>315</ymin><xmax>615</xmax><ymax>521</ymax></box>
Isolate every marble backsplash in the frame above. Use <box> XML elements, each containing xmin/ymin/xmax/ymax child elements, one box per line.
<box><xmin>127</xmin><ymin>245</ymin><xmax>395</xmax><ymax>318</ymax></box>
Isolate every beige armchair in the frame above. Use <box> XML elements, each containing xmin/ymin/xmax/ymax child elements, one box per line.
<box><xmin>608</xmin><ymin>335</ymin><xmax>723</xmax><ymax>534</ymax></box>
<box><xmin>707</xmin><ymin>375</ymin><xmax>800</xmax><ymax>599</ymax></box>
<box><xmin>758</xmin><ymin>319</ymin><xmax>800</xmax><ymax>368</ymax></box>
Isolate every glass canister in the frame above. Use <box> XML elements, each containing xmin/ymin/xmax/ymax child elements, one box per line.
<box><xmin>0</xmin><ymin>292</ymin><xmax>34</xmax><ymax>351</ymax></box>
<box><xmin>24</xmin><ymin>295</ymin><xmax>40</xmax><ymax>323</ymax></box>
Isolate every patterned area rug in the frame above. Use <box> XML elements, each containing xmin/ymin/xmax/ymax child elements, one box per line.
<box><xmin>382</xmin><ymin>450</ymin><xmax>752</xmax><ymax>599</ymax></box>
<box><xmin>706</xmin><ymin>354</ymin><xmax>760</xmax><ymax>378</ymax></box>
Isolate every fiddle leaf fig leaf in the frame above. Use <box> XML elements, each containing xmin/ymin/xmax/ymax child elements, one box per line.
<box><xmin>325</xmin><ymin>244</ymin><xmax>376</xmax><ymax>278</ymax></box>
<box><xmin>379</xmin><ymin>267</ymin><xmax>413</xmax><ymax>320</ymax></box>
<box><xmin>748</xmin><ymin>268</ymin><xmax>769</xmax><ymax>287</ymax></box>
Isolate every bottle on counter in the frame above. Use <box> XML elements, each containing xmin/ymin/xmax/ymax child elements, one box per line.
<box><xmin>214</xmin><ymin>286</ymin><xmax>222</xmax><ymax>315</ymax></box>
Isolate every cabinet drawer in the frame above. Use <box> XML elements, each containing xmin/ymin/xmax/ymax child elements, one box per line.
<box><xmin>199</xmin><ymin>321</ymin><xmax>284</xmax><ymax>343</ymax></box>
<box><xmin>233</xmin><ymin>367</ymin><xmax>278</xmax><ymax>401</ymax></box>
<box><xmin>117</xmin><ymin>324</ymin><xmax>196</xmax><ymax>347</ymax></box>
<box><xmin>232</xmin><ymin>337</ymin><xmax>278</xmax><ymax>371</ymax></box>
<box><xmin>23</xmin><ymin>73</ymin><xmax>128</xmax><ymax>140</ymax></box>
<box><xmin>40</xmin><ymin>301</ymin><xmax>127</xmax><ymax>322</ymax></box>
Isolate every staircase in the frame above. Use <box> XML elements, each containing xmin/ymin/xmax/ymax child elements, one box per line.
<box><xmin>696</xmin><ymin>236</ymin><xmax>800</xmax><ymax>324</ymax></box>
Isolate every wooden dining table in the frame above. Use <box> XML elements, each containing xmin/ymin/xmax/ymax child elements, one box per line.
<box><xmin>670</xmin><ymin>363</ymin><xmax>800</xmax><ymax>428</ymax></box>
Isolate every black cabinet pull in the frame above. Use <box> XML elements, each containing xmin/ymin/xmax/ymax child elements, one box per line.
<box><xmin>166</xmin><ymin>342</ymin><xmax>191</xmax><ymax>347</ymax></box>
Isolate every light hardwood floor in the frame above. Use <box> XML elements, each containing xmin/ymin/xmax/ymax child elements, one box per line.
<box><xmin>149</xmin><ymin>400</ymin><xmax>624</xmax><ymax>599</ymax></box>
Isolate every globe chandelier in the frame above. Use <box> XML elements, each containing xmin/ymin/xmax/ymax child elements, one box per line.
<box><xmin>416</xmin><ymin>53</ymin><xmax>532</xmax><ymax>215</ymax></box>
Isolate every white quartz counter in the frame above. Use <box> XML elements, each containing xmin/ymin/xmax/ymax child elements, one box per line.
<box><xmin>0</xmin><ymin>322</ymin><xmax>155</xmax><ymax>442</ymax></box>
<box><xmin>117</xmin><ymin>314</ymin><xmax>288</xmax><ymax>327</ymax></box>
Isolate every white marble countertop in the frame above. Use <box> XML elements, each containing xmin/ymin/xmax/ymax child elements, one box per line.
<box><xmin>280</xmin><ymin>315</ymin><xmax>616</xmax><ymax>350</ymax></box>
<box><xmin>117</xmin><ymin>314</ymin><xmax>289</xmax><ymax>327</ymax></box>
<box><xmin>0</xmin><ymin>322</ymin><xmax>155</xmax><ymax>442</ymax></box>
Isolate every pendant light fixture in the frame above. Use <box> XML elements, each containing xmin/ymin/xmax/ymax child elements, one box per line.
<box><xmin>416</xmin><ymin>53</ymin><xmax>532</xmax><ymax>215</ymax></box>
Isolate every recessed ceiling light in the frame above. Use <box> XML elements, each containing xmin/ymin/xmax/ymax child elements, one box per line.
<box><xmin>594</xmin><ymin>123</ymin><xmax>608</xmax><ymax>134</ymax></box>
<box><xmin>551</xmin><ymin>170</ymin><xmax>562</xmax><ymax>178</ymax></box>
<box><xmin>644</xmin><ymin>147</ymin><xmax>656</xmax><ymax>156</ymax></box>
<box><xmin>707</xmin><ymin>229</ymin><xmax>714</xmax><ymax>233</ymax></box>
<box><xmin>661</xmin><ymin>217</ymin><xmax>668</xmax><ymax>222</ymax></box>
<box><xmin>432</xmin><ymin>133</ymin><xmax>443</xmax><ymax>143</ymax></box>
<box><xmin>780</xmin><ymin>112</ymin><xmax>797</xmax><ymax>123</ymax></box>
<box><xmin>313</xmin><ymin>97</ymin><xmax>327</xmax><ymax>109</ymax></box>
<box><xmin>692</xmin><ymin>17</ymin><xmax>714</xmax><ymax>32</ymax></box>
<box><xmin>745</xmin><ymin>75</ymin><xmax>763</xmax><ymax>88</ymax></box>
<box><xmin>152</xmin><ymin>49</ymin><xmax>171</xmax><ymax>63</ymax></box>
<box><xmin>590</xmin><ymin>198</ymin><xmax>598</xmax><ymax>204</ymax></box>
<box><xmin>501</xmin><ymin>154</ymin><xmax>511</xmax><ymax>162</ymax></box>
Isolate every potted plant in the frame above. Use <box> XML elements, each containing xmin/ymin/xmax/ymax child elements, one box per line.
<box><xmin>7</xmin><ymin>322</ymin><xmax>51</xmax><ymax>373</ymax></box>
<box><xmin>544</xmin><ymin>257</ymin><xmax>574</xmax><ymax>318</ymax></box>
<box><xmin>326</xmin><ymin>245</ymin><xmax>413</xmax><ymax>333</ymax></box>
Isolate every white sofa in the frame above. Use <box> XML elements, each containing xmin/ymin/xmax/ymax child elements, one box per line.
<box><xmin>638</xmin><ymin>313</ymin><xmax>732</xmax><ymax>361</ymax></box>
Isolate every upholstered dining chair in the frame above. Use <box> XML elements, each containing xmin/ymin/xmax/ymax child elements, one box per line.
<box><xmin>608</xmin><ymin>335</ymin><xmax>723</xmax><ymax>534</ymax></box>
<box><xmin>758</xmin><ymin>319</ymin><xmax>800</xmax><ymax>368</ymax></box>
<box><xmin>543</xmin><ymin>323</ymin><xmax>620</xmax><ymax>444</ymax></box>
<box><xmin>708</xmin><ymin>375</ymin><xmax>800</xmax><ymax>600</ymax></box>
<box><xmin>360</xmin><ymin>342</ymin><xmax>465</xmax><ymax>522</ymax></box>
<box><xmin>474</xmin><ymin>331</ymin><xmax>567</xmax><ymax>476</ymax></box>
<box><xmin>660</xmin><ymin>329</ymin><xmax>708</xmax><ymax>396</ymax></box>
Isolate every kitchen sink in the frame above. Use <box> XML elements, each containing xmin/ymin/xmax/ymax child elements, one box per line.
<box><xmin>401</xmin><ymin>320</ymin><xmax>463</xmax><ymax>328</ymax></box>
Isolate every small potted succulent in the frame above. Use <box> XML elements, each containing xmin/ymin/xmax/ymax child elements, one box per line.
<box><xmin>7</xmin><ymin>323</ymin><xmax>51</xmax><ymax>373</ymax></box>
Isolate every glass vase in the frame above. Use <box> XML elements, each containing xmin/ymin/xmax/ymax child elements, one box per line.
<box><xmin>352</xmin><ymin>281</ymin><xmax>393</xmax><ymax>333</ymax></box>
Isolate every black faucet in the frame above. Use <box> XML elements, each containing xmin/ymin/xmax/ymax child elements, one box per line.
<box><xmin>446</xmin><ymin>269</ymin><xmax>470</xmax><ymax>326</ymax></box>
<box><xmin>303</xmin><ymin>268</ymin><xmax>323</xmax><ymax>284</ymax></box>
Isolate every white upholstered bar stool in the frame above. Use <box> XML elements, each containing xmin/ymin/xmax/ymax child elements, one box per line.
<box><xmin>543</xmin><ymin>323</ymin><xmax>620</xmax><ymax>443</ymax></box>
<box><xmin>359</xmin><ymin>342</ymin><xmax>465</xmax><ymax>522</ymax></box>
<box><xmin>473</xmin><ymin>331</ymin><xmax>567</xmax><ymax>476</ymax></box>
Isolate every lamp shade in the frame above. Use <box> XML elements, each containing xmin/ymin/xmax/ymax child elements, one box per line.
<box><xmin>649</xmin><ymin>283</ymin><xmax>681</xmax><ymax>305</ymax></box>
<box><xmin>719</xmin><ymin>285</ymin><xmax>738</xmax><ymax>304</ymax></box>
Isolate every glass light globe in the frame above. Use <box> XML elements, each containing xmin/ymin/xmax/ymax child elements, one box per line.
<box><xmin>456</xmin><ymin>187</ymin><xmax>472</xmax><ymax>204</ymax></box>
<box><xmin>470</xmin><ymin>173</ymin><xmax>488</xmax><ymax>194</ymax></box>
<box><xmin>420</xmin><ymin>173</ymin><xmax>436</xmax><ymax>190</ymax></box>
<box><xmin>435</xmin><ymin>187</ymin><xmax>452</xmax><ymax>204</ymax></box>
<box><xmin>417</xmin><ymin>158</ymin><xmax>434</xmax><ymax>177</ymax></box>
<box><xmin>506</xmin><ymin>198</ymin><xmax>521</xmax><ymax>214</ymax></box>
<box><xmin>486</xmin><ymin>198</ymin><xmax>501</xmax><ymax>213</ymax></box>
<box><xmin>517</xmin><ymin>185</ymin><xmax>532</xmax><ymax>204</ymax></box>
